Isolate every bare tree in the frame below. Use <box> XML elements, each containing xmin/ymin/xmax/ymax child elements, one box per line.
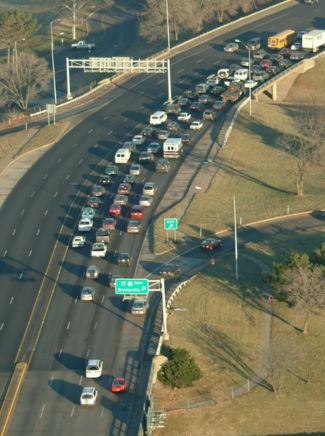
<box><xmin>0</xmin><ymin>52</ymin><xmax>51</xmax><ymax>111</ymax></box>
<box><xmin>268</xmin><ymin>334</ymin><xmax>297</xmax><ymax>394</ymax></box>
<box><xmin>281</xmin><ymin>266</ymin><xmax>325</xmax><ymax>334</ymax></box>
<box><xmin>280</xmin><ymin>107</ymin><xmax>324</xmax><ymax>196</ymax></box>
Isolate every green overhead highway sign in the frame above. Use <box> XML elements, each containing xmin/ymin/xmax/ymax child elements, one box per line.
<box><xmin>115</xmin><ymin>278</ymin><xmax>149</xmax><ymax>295</ymax></box>
<box><xmin>164</xmin><ymin>218</ymin><xmax>178</xmax><ymax>230</ymax></box>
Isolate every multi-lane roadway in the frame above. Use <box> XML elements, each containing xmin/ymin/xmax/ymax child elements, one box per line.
<box><xmin>1</xmin><ymin>1</ymin><xmax>324</xmax><ymax>434</ymax></box>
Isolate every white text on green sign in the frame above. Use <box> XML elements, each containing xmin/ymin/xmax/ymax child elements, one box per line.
<box><xmin>115</xmin><ymin>278</ymin><xmax>149</xmax><ymax>295</ymax></box>
<box><xmin>164</xmin><ymin>218</ymin><xmax>178</xmax><ymax>230</ymax></box>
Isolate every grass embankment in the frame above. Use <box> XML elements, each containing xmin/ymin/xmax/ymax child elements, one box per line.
<box><xmin>154</xmin><ymin>227</ymin><xmax>325</xmax><ymax>435</ymax></box>
<box><xmin>153</xmin><ymin>58</ymin><xmax>325</xmax><ymax>254</ymax></box>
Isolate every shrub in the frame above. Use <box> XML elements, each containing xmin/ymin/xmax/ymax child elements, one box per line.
<box><xmin>158</xmin><ymin>347</ymin><xmax>201</xmax><ymax>388</ymax></box>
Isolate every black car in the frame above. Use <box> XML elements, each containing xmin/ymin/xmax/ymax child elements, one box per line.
<box><xmin>86</xmin><ymin>196</ymin><xmax>101</xmax><ymax>208</ymax></box>
<box><xmin>105</xmin><ymin>165</ymin><xmax>118</xmax><ymax>176</ymax></box>
<box><xmin>167</xmin><ymin>121</ymin><xmax>180</xmax><ymax>132</ymax></box>
<box><xmin>142</xmin><ymin>126</ymin><xmax>156</xmax><ymax>138</ymax></box>
<box><xmin>159</xmin><ymin>264</ymin><xmax>181</xmax><ymax>278</ymax></box>
<box><xmin>98</xmin><ymin>174</ymin><xmax>112</xmax><ymax>185</ymax></box>
<box><xmin>155</xmin><ymin>158</ymin><xmax>171</xmax><ymax>173</ymax></box>
<box><xmin>181</xmin><ymin>133</ymin><xmax>192</xmax><ymax>145</ymax></box>
<box><xmin>190</xmin><ymin>101</ymin><xmax>204</xmax><ymax>112</ymax></box>
<box><xmin>210</xmin><ymin>85</ymin><xmax>225</xmax><ymax>96</ymax></box>
<box><xmin>278</xmin><ymin>58</ymin><xmax>292</xmax><ymax>69</ymax></box>
<box><xmin>122</xmin><ymin>174</ymin><xmax>135</xmax><ymax>185</ymax></box>
<box><xmin>116</xmin><ymin>252</ymin><xmax>132</xmax><ymax>266</ymax></box>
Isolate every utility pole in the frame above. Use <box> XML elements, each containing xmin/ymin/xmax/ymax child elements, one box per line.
<box><xmin>233</xmin><ymin>196</ymin><xmax>238</xmax><ymax>281</ymax></box>
<box><xmin>165</xmin><ymin>0</ymin><xmax>171</xmax><ymax>51</ymax></box>
<box><xmin>50</xmin><ymin>22</ymin><xmax>58</xmax><ymax>105</ymax></box>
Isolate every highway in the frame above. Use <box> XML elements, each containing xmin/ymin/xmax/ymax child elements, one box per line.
<box><xmin>0</xmin><ymin>1</ymin><xmax>323</xmax><ymax>434</ymax></box>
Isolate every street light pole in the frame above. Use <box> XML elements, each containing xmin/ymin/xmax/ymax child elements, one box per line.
<box><xmin>50</xmin><ymin>21</ymin><xmax>58</xmax><ymax>105</ymax></box>
<box><xmin>235</xmin><ymin>38</ymin><xmax>252</xmax><ymax>116</ymax></box>
<box><xmin>233</xmin><ymin>196</ymin><xmax>239</xmax><ymax>281</ymax></box>
<box><xmin>165</xmin><ymin>0</ymin><xmax>171</xmax><ymax>51</ymax></box>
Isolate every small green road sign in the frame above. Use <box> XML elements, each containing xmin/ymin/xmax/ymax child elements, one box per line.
<box><xmin>115</xmin><ymin>278</ymin><xmax>149</xmax><ymax>295</ymax></box>
<box><xmin>164</xmin><ymin>218</ymin><xmax>178</xmax><ymax>230</ymax></box>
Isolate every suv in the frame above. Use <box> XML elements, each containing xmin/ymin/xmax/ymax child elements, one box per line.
<box><xmin>155</xmin><ymin>158</ymin><xmax>171</xmax><ymax>173</ymax></box>
<box><xmin>116</xmin><ymin>252</ymin><xmax>132</xmax><ymax>266</ymax></box>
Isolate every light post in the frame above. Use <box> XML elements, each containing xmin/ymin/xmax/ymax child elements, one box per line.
<box><xmin>233</xmin><ymin>196</ymin><xmax>239</xmax><ymax>281</ymax></box>
<box><xmin>165</xmin><ymin>0</ymin><xmax>171</xmax><ymax>51</ymax></box>
<box><xmin>235</xmin><ymin>39</ymin><xmax>252</xmax><ymax>116</ymax></box>
<box><xmin>195</xmin><ymin>186</ymin><xmax>203</xmax><ymax>238</ymax></box>
<box><xmin>50</xmin><ymin>21</ymin><xmax>58</xmax><ymax>105</ymax></box>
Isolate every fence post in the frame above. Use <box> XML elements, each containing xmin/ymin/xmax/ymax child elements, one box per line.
<box><xmin>231</xmin><ymin>386</ymin><xmax>234</xmax><ymax>399</ymax></box>
<box><xmin>247</xmin><ymin>379</ymin><xmax>250</xmax><ymax>392</ymax></box>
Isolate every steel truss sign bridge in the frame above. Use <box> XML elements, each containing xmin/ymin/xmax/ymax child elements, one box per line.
<box><xmin>65</xmin><ymin>56</ymin><xmax>171</xmax><ymax>100</ymax></box>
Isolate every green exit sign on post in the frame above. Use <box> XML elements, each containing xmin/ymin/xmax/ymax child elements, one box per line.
<box><xmin>115</xmin><ymin>279</ymin><xmax>149</xmax><ymax>295</ymax></box>
<box><xmin>164</xmin><ymin>218</ymin><xmax>178</xmax><ymax>230</ymax></box>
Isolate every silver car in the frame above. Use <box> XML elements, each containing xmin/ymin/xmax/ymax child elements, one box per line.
<box><xmin>143</xmin><ymin>182</ymin><xmax>157</xmax><ymax>196</ymax></box>
<box><xmin>139</xmin><ymin>195</ymin><xmax>153</xmax><ymax>207</ymax></box>
<box><xmin>85</xmin><ymin>265</ymin><xmax>100</xmax><ymax>280</ymax></box>
<box><xmin>129</xmin><ymin>163</ymin><xmax>142</xmax><ymax>176</ymax></box>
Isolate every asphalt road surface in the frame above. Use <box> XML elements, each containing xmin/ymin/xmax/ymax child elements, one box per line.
<box><xmin>1</xmin><ymin>2</ymin><xmax>324</xmax><ymax>435</ymax></box>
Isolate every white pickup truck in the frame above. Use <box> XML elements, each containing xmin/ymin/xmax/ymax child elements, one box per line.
<box><xmin>71</xmin><ymin>40</ymin><xmax>95</xmax><ymax>50</ymax></box>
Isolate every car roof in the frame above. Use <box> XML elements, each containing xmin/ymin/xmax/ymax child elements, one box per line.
<box><xmin>87</xmin><ymin>359</ymin><xmax>101</xmax><ymax>366</ymax></box>
<box><xmin>82</xmin><ymin>386</ymin><xmax>96</xmax><ymax>394</ymax></box>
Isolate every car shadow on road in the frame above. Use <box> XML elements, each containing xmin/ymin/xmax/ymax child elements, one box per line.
<box><xmin>54</xmin><ymin>351</ymin><xmax>87</xmax><ymax>375</ymax></box>
<box><xmin>50</xmin><ymin>379</ymin><xmax>81</xmax><ymax>405</ymax></box>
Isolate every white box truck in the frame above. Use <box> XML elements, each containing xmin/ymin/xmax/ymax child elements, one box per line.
<box><xmin>302</xmin><ymin>29</ymin><xmax>325</xmax><ymax>52</ymax></box>
<box><xmin>115</xmin><ymin>148</ymin><xmax>131</xmax><ymax>164</ymax></box>
<box><xmin>163</xmin><ymin>138</ymin><xmax>183</xmax><ymax>158</ymax></box>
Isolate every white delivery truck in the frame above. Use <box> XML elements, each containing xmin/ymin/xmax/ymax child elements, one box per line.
<box><xmin>302</xmin><ymin>29</ymin><xmax>325</xmax><ymax>52</ymax></box>
<box><xmin>115</xmin><ymin>148</ymin><xmax>131</xmax><ymax>164</ymax></box>
<box><xmin>163</xmin><ymin>137</ymin><xmax>183</xmax><ymax>159</ymax></box>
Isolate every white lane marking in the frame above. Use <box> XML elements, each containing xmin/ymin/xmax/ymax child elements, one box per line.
<box><xmin>54</xmin><ymin>191</ymin><xmax>58</xmax><ymax>198</ymax></box>
<box><xmin>3</xmin><ymin>250</ymin><xmax>7</xmax><ymax>257</ymax></box>
<box><xmin>177</xmin><ymin>68</ymin><xmax>184</xmax><ymax>74</ymax></box>
<box><xmin>78</xmin><ymin>158</ymin><xmax>84</xmax><ymax>165</ymax></box>
<box><xmin>179</xmin><ymin>79</ymin><xmax>184</xmax><ymax>84</ymax></box>
<box><xmin>158</xmin><ymin>79</ymin><xmax>164</xmax><ymax>84</ymax></box>
<box><xmin>72</xmin><ymin>143</ymin><xmax>77</xmax><ymax>149</ymax></box>
<box><xmin>252</xmin><ymin>12</ymin><xmax>290</xmax><ymax>30</ymax></box>
<box><xmin>75</xmin><ymin>297</ymin><xmax>78</xmax><ymax>303</ymax></box>
<box><xmin>65</xmin><ymin>174</ymin><xmax>71</xmax><ymax>181</ymax></box>
<box><xmin>28</xmin><ymin>250</ymin><xmax>32</xmax><ymax>257</ymax></box>
<box><xmin>88</xmin><ymin>128</ymin><xmax>93</xmax><ymax>134</ymax></box>
<box><xmin>104</xmin><ymin>116</ymin><xmax>109</xmax><ymax>120</ymax></box>
<box><xmin>49</xmin><ymin>374</ymin><xmax>54</xmax><ymax>385</ymax></box>
<box><xmin>86</xmin><ymin>349</ymin><xmax>90</xmax><ymax>357</ymax></box>
<box><xmin>10</xmin><ymin>297</ymin><xmax>14</xmax><ymax>305</ymax></box>
<box><xmin>142</xmin><ymin>177</ymin><xmax>146</xmax><ymax>182</ymax></box>
<box><xmin>119</xmin><ymin>231</ymin><xmax>123</xmax><ymax>236</ymax></box>
<box><xmin>93</xmin><ymin>143</ymin><xmax>98</xmax><ymax>148</ymax></box>
<box><xmin>57</xmin><ymin>158</ymin><xmax>62</xmax><ymax>164</ymax></box>
<box><xmin>36</xmin><ymin>229</ymin><xmax>40</xmax><ymax>236</ymax></box>
<box><xmin>0</xmin><ymin>323</ymin><xmax>4</xmax><ymax>331</ymax></box>
<box><xmin>94</xmin><ymin>321</ymin><xmax>98</xmax><ymax>330</ymax></box>
<box><xmin>20</xmin><ymin>209</ymin><xmax>25</xmax><ymax>216</ymax></box>
<box><xmin>101</xmin><ymin>295</ymin><xmax>104</xmax><ymax>303</ymax></box>
<box><xmin>67</xmin><ymin>321</ymin><xmax>70</xmax><ymax>330</ymax></box>
<box><xmin>30</xmin><ymin>190</ymin><xmax>36</xmax><ymax>198</ymax></box>
<box><xmin>43</xmin><ymin>174</ymin><xmax>48</xmax><ymax>180</ymax></box>
<box><xmin>19</xmin><ymin>272</ymin><xmax>23</xmax><ymax>280</ymax></box>
<box><xmin>12</xmin><ymin>229</ymin><xmax>16</xmax><ymax>236</ymax></box>
<box><xmin>44</xmin><ymin>210</ymin><xmax>48</xmax><ymax>216</ymax></box>
<box><xmin>100</xmin><ymin>407</ymin><xmax>104</xmax><ymax>417</ymax></box>
<box><xmin>59</xmin><ymin>348</ymin><xmax>63</xmax><ymax>357</ymax></box>
<box><xmin>40</xmin><ymin>404</ymin><xmax>46</xmax><ymax>419</ymax></box>
<box><xmin>196</xmin><ymin>58</ymin><xmax>204</xmax><ymax>64</ymax></box>
<box><xmin>108</xmin><ymin>129</ymin><xmax>113</xmax><ymax>135</ymax></box>
<box><xmin>70</xmin><ymin>406</ymin><xmax>75</xmax><ymax>418</ymax></box>
<box><xmin>79</xmin><ymin>376</ymin><xmax>83</xmax><ymax>385</ymax></box>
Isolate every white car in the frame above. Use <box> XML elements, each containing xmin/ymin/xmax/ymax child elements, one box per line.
<box><xmin>139</xmin><ymin>195</ymin><xmax>153</xmax><ymax>207</ymax></box>
<box><xmin>80</xmin><ymin>286</ymin><xmax>95</xmax><ymax>301</ymax></box>
<box><xmin>85</xmin><ymin>359</ymin><xmax>103</xmax><ymax>378</ymax></box>
<box><xmin>82</xmin><ymin>207</ymin><xmax>95</xmax><ymax>219</ymax></box>
<box><xmin>206</xmin><ymin>74</ymin><xmax>220</xmax><ymax>85</ymax></box>
<box><xmin>244</xmin><ymin>79</ymin><xmax>258</xmax><ymax>89</ymax></box>
<box><xmin>132</xmin><ymin>134</ymin><xmax>145</xmax><ymax>145</ymax></box>
<box><xmin>177</xmin><ymin>112</ymin><xmax>191</xmax><ymax>122</ymax></box>
<box><xmin>131</xmin><ymin>298</ymin><xmax>149</xmax><ymax>315</ymax></box>
<box><xmin>78</xmin><ymin>218</ymin><xmax>93</xmax><ymax>232</ymax></box>
<box><xmin>143</xmin><ymin>182</ymin><xmax>157</xmax><ymax>196</ymax></box>
<box><xmin>129</xmin><ymin>163</ymin><xmax>142</xmax><ymax>176</ymax></box>
<box><xmin>80</xmin><ymin>387</ymin><xmax>98</xmax><ymax>406</ymax></box>
<box><xmin>190</xmin><ymin>120</ymin><xmax>203</xmax><ymax>130</ymax></box>
<box><xmin>91</xmin><ymin>242</ymin><xmax>107</xmax><ymax>258</ymax></box>
<box><xmin>217</xmin><ymin>68</ymin><xmax>230</xmax><ymax>79</ymax></box>
<box><xmin>71</xmin><ymin>235</ymin><xmax>86</xmax><ymax>248</ymax></box>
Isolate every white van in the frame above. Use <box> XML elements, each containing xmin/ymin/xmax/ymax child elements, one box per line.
<box><xmin>115</xmin><ymin>148</ymin><xmax>131</xmax><ymax>164</ymax></box>
<box><xmin>149</xmin><ymin>111</ymin><xmax>167</xmax><ymax>126</ymax></box>
<box><xmin>163</xmin><ymin>137</ymin><xmax>183</xmax><ymax>159</ymax></box>
<box><xmin>234</xmin><ymin>69</ymin><xmax>249</xmax><ymax>81</ymax></box>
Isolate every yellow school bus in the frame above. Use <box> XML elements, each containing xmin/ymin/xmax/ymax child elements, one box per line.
<box><xmin>267</xmin><ymin>29</ymin><xmax>296</xmax><ymax>49</ymax></box>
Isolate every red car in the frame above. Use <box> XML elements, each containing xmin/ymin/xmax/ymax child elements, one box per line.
<box><xmin>260</xmin><ymin>59</ymin><xmax>272</xmax><ymax>69</ymax></box>
<box><xmin>117</xmin><ymin>183</ymin><xmax>131</xmax><ymax>195</ymax></box>
<box><xmin>279</xmin><ymin>47</ymin><xmax>292</xmax><ymax>58</ymax></box>
<box><xmin>111</xmin><ymin>377</ymin><xmax>128</xmax><ymax>393</ymax></box>
<box><xmin>200</xmin><ymin>237</ymin><xmax>223</xmax><ymax>251</ymax></box>
<box><xmin>102</xmin><ymin>217</ymin><xmax>116</xmax><ymax>231</ymax></box>
<box><xmin>130</xmin><ymin>205</ymin><xmax>144</xmax><ymax>220</ymax></box>
<box><xmin>109</xmin><ymin>204</ymin><xmax>122</xmax><ymax>216</ymax></box>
